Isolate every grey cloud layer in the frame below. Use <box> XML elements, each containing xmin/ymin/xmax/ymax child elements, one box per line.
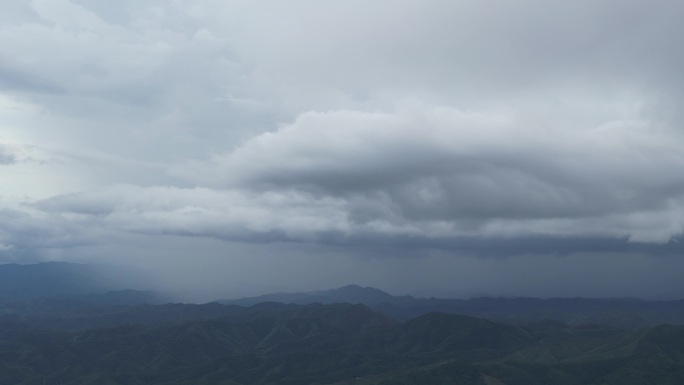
<box><xmin>0</xmin><ymin>145</ymin><xmax>17</xmax><ymax>164</ymax></box>
<box><xmin>1</xmin><ymin>0</ymin><xmax>684</xmax><ymax>297</ymax></box>
<box><xmin>171</xmin><ymin>104</ymin><xmax>684</xmax><ymax>243</ymax></box>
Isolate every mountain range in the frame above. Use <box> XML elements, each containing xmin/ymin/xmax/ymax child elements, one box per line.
<box><xmin>2</xmin><ymin>262</ymin><xmax>684</xmax><ymax>384</ymax></box>
<box><xmin>223</xmin><ymin>284</ymin><xmax>684</xmax><ymax>330</ymax></box>
<box><xmin>3</xmin><ymin>262</ymin><xmax>684</xmax><ymax>330</ymax></box>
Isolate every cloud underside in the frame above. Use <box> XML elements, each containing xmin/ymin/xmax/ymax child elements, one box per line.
<box><xmin>13</xmin><ymin>102</ymin><xmax>683</xmax><ymax>254</ymax></box>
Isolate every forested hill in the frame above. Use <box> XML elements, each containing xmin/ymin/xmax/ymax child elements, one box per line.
<box><xmin>2</xmin><ymin>299</ymin><xmax>684</xmax><ymax>385</ymax></box>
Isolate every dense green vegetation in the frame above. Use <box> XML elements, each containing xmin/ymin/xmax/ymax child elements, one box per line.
<box><xmin>2</xmin><ymin>299</ymin><xmax>684</xmax><ymax>385</ymax></box>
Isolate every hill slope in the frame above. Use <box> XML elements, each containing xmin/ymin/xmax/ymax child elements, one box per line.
<box><xmin>1</xmin><ymin>300</ymin><xmax>683</xmax><ymax>385</ymax></box>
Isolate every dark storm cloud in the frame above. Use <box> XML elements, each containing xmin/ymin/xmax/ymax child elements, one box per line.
<box><xmin>17</xmin><ymin>180</ymin><xmax>684</xmax><ymax>260</ymax></box>
<box><xmin>171</xmin><ymin>105</ymin><xmax>684</xmax><ymax>245</ymax></box>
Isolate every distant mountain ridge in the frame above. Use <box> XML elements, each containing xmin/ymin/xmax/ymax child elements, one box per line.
<box><xmin>0</xmin><ymin>262</ymin><xmax>166</xmax><ymax>303</ymax></box>
<box><xmin>224</xmin><ymin>284</ymin><xmax>412</xmax><ymax>306</ymax></box>
<box><xmin>223</xmin><ymin>285</ymin><xmax>684</xmax><ymax>329</ymax></box>
<box><xmin>0</xmin><ymin>262</ymin><xmax>107</xmax><ymax>298</ymax></box>
<box><xmin>4</xmin><ymin>262</ymin><xmax>684</xmax><ymax>330</ymax></box>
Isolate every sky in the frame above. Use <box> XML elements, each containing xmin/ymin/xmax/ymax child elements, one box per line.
<box><xmin>2</xmin><ymin>0</ymin><xmax>684</xmax><ymax>301</ymax></box>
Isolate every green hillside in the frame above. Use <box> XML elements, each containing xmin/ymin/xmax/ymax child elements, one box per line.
<box><xmin>2</xmin><ymin>300</ymin><xmax>684</xmax><ymax>385</ymax></box>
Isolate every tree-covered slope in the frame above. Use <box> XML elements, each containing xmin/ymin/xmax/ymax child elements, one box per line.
<box><xmin>2</xmin><ymin>300</ymin><xmax>684</xmax><ymax>385</ymax></box>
